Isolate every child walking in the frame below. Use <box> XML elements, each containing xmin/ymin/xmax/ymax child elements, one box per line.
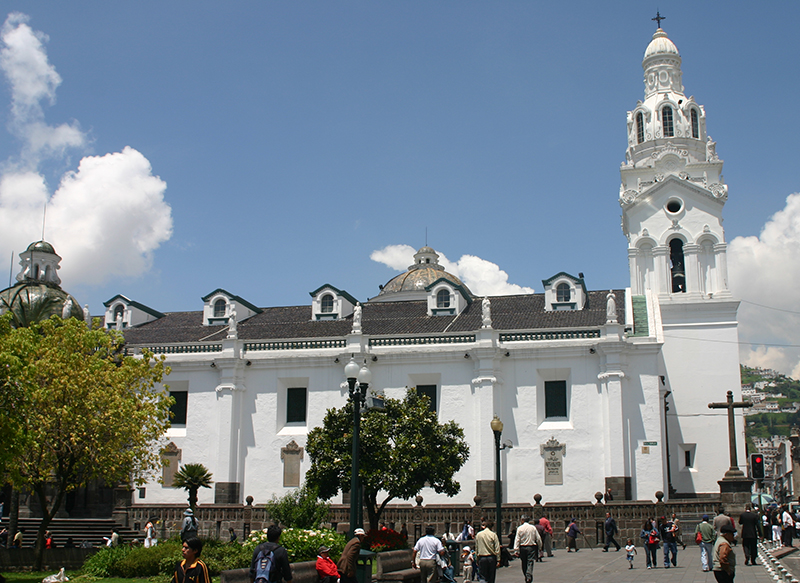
<box><xmin>625</xmin><ymin>539</ymin><xmax>637</xmax><ymax>569</ymax></box>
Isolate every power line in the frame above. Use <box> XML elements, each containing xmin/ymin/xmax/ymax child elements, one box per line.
<box><xmin>740</xmin><ymin>299</ymin><xmax>800</xmax><ymax>315</ymax></box>
<box><xmin>661</xmin><ymin>333</ymin><xmax>800</xmax><ymax>349</ymax></box>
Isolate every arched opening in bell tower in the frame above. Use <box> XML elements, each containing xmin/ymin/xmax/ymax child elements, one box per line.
<box><xmin>669</xmin><ymin>239</ymin><xmax>686</xmax><ymax>293</ymax></box>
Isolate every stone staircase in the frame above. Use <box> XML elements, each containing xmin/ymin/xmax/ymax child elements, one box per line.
<box><xmin>1</xmin><ymin>517</ymin><xmax>141</xmax><ymax>548</ymax></box>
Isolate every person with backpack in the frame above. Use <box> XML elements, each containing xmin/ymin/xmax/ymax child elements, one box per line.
<box><xmin>173</xmin><ymin>537</ymin><xmax>210</xmax><ymax>583</ymax></box>
<box><xmin>181</xmin><ymin>509</ymin><xmax>198</xmax><ymax>542</ymax></box>
<box><xmin>250</xmin><ymin>525</ymin><xmax>292</xmax><ymax>583</ymax></box>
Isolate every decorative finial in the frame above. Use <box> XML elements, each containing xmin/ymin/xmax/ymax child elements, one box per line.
<box><xmin>652</xmin><ymin>10</ymin><xmax>666</xmax><ymax>29</ymax></box>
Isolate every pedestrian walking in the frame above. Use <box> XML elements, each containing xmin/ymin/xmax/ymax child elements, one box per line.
<box><xmin>565</xmin><ymin>519</ymin><xmax>580</xmax><ymax>552</ymax></box>
<box><xmin>695</xmin><ymin>514</ymin><xmax>716</xmax><ymax>572</ymax></box>
<box><xmin>250</xmin><ymin>525</ymin><xmax>293</xmax><ymax>583</ymax></box>
<box><xmin>538</xmin><ymin>515</ymin><xmax>553</xmax><ymax>557</ymax></box>
<box><xmin>625</xmin><ymin>539</ymin><xmax>637</xmax><ymax>569</ymax></box>
<box><xmin>474</xmin><ymin>520</ymin><xmax>501</xmax><ymax>583</ymax></box>
<box><xmin>641</xmin><ymin>518</ymin><xmax>659</xmax><ymax>569</ymax></box>
<box><xmin>511</xmin><ymin>515</ymin><xmax>542</xmax><ymax>583</ymax></box>
<box><xmin>713</xmin><ymin>524</ymin><xmax>737</xmax><ymax>583</ymax></box>
<box><xmin>661</xmin><ymin>516</ymin><xmax>678</xmax><ymax>568</ymax></box>
<box><xmin>602</xmin><ymin>512</ymin><xmax>620</xmax><ymax>552</ymax></box>
<box><xmin>412</xmin><ymin>526</ymin><xmax>446</xmax><ymax>583</ymax></box>
<box><xmin>739</xmin><ymin>504</ymin><xmax>760</xmax><ymax>566</ymax></box>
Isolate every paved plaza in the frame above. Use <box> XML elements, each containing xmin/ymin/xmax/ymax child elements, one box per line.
<box><xmin>484</xmin><ymin>544</ymin><xmax>790</xmax><ymax>583</ymax></box>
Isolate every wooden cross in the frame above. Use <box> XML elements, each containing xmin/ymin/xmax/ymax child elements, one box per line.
<box><xmin>708</xmin><ymin>390</ymin><xmax>752</xmax><ymax>479</ymax></box>
<box><xmin>652</xmin><ymin>11</ymin><xmax>666</xmax><ymax>29</ymax></box>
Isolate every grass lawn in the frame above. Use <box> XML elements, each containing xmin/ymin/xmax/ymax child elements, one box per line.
<box><xmin>1</xmin><ymin>572</ymin><xmax>178</xmax><ymax>583</ymax></box>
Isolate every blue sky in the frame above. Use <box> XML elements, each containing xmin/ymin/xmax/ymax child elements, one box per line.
<box><xmin>1</xmin><ymin>2</ymin><xmax>799</xmax><ymax>374</ymax></box>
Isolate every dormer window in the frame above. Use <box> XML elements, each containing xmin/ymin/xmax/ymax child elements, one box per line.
<box><xmin>102</xmin><ymin>295</ymin><xmax>164</xmax><ymax>329</ymax></box>
<box><xmin>556</xmin><ymin>283</ymin><xmax>571</xmax><ymax>303</ymax></box>
<box><xmin>436</xmin><ymin>289</ymin><xmax>451</xmax><ymax>308</ymax></box>
<box><xmin>201</xmin><ymin>289</ymin><xmax>262</xmax><ymax>326</ymax></box>
<box><xmin>690</xmin><ymin>109</ymin><xmax>699</xmax><ymax>138</ymax></box>
<box><xmin>213</xmin><ymin>299</ymin><xmax>227</xmax><ymax>318</ymax></box>
<box><xmin>662</xmin><ymin>106</ymin><xmax>674</xmax><ymax>137</ymax></box>
<box><xmin>636</xmin><ymin>112</ymin><xmax>644</xmax><ymax>144</ymax></box>
<box><xmin>309</xmin><ymin>285</ymin><xmax>357</xmax><ymax>321</ymax></box>
<box><xmin>542</xmin><ymin>272</ymin><xmax>586</xmax><ymax>311</ymax></box>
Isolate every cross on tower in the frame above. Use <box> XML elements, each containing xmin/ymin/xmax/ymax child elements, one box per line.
<box><xmin>708</xmin><ymin>390</ymin><xmax>752</xmax><ymax>479</ymax></box>
<box><xmin>652</xmin><ymin>11</ymin><xmax>666</xmax><ymax>29</ymax></box>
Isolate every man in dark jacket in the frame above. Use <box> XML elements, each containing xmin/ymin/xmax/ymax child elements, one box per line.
<box><xmin>603</xmin><ymin>513</ymin><xmax>621</xmax><ymax>552</ymax></box>
<box><xmin>338</xmin><ymin>528</ymin><xmax>366</xmax><ymax>583</ymax></box>
<box><xmin>739</xmin><ymin>504</ymin><xmax>761</xmax><ymax>566</ymax></box>
<box><xmin>250</xmin><ymin>525</ymin><xmax>293</xmax><ymax>583</ymax></box>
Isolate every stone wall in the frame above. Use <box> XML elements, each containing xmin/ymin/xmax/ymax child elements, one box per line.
<box><xmin>120</xmin><ymin>491</ymin><xmax>722</xmax><ymax>548</ymax></box>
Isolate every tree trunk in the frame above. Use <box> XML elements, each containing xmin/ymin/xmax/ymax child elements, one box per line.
<box><xmin>8</xmin><ymin>489</ymin><xmax>19</xmax><ymax>547</ymax></box>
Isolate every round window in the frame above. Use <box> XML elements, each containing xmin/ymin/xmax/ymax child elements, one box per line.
<box><xmin>666</xmin><ymin>198</ymin><xmax>683</xmax><ymax>214</ymax></box>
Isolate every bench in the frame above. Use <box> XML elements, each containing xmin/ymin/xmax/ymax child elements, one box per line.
<box><xmin>375</xmin><ymin>549</ymin><xmax>421</xmax><ymax>583</ymax></box>
<box><xmin>220</xmin><ymin>560</ymin><xmax>318</xmax><ymax>583</ymax></box>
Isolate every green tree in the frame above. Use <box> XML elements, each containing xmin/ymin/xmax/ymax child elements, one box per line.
<box><xmin>264</xmin><ymin>483</ymin><xmax>330</xmax><ymax>529</ymax></box>
<box><xmin>0</xmin><ymin>314</ymin><xmax>171</xmax><ymax>569</ymax></box>
<box><xmin>305</xmin><ymin>389</ymin><xmax>469</xmax><ymax>530</ymax></box>
<box><xmin>172</xmin><ymin>463</ymin><xmax>213</xmax><ymax>511</ymax></box>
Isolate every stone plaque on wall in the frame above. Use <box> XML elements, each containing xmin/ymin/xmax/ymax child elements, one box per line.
<box><xmin>162</xmin><ymin>441</ymin><xmax>181</xmax><ymax>487</ymax></box>
<box><xmin>281</xmin><ymin>440</ymin><xmax>304</xmax><ymax>487</ymax></box>
<box><xmin>540</xmin><ymin>437</ymin><xmax>566</xmax><ymax>485</ymax></box>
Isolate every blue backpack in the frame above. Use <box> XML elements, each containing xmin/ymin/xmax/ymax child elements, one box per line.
<box><xmin>254</xmin><ymin>547</ymin><xmax>275</xmax><ymax>583</ymax></box>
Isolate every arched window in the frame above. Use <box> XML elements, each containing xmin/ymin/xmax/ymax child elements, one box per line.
<box><xmin>213</xmin><ymin>299</ymin><xmax>227</xmax><ymax>318</ymax></box>
<box><xmin>113</xmin><ymin>304</ymin><xmax>124</xmax><ymax>321</ymax></box>
<box><xmin>320</xmin><ymin>294</ymin><xmax>334</xmax><ymax>313</ymax></box>
<box><xmin>556</xmin><ymin>283</ymin><xmax>571</xmax><ymax>302</ymax></box>
<box><xmin>691</xmin><ymin>109</ymin><xmax>699</xmax><ymax>138</ymax></box>
<box><xmin>636</xmin><ymin>112</ymin><xmax>644</xmax><ymax>144</ymax></box>
<box><xmin>662</xmin><ymin>106</ymin><xmax>674</xmax><ymax>137</ymax></box>
<box><xmin>669</xmin><ymin>239</ymin><xmax>686</xmax><ymax>293</ymax></box>
<box><xmin>436</xmin><ymin>289</ymin><xmax>451</xmax><ymax>308</ymax></box>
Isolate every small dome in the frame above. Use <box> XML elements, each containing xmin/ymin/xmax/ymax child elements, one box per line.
<box><xmin>644</xmin><ymin>29</ymin><xmax>679</xmax><ymax>61</ymax></box>
<box><xmin>0</xmin><ymin>282</ymin><xmax>84</xmax><ymax>325</ymax></box>
<box><xmin>26</xmin><ymin>240</ymin><xmax>57</xmax><ymax>255</ymax></box>
<box><xmin>375</xmin><ymin>246</ymin><xmax>472</xmax><ymax>300</ymax></box>
<box><xmin>379</xmin><ymin>267</ymin><xmax>468</xmax><ymax>296</ymax></box>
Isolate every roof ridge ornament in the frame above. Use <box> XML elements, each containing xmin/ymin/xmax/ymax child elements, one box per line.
<box><xmin>652</xmin><ymin>10</ymin><xmax>666</xmax><ymax>29</ymax></box>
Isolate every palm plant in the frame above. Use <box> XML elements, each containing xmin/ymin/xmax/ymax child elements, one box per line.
<box><xmin>172</xmin><ymin>463</ymin><xmax>213</xmax><ymax>512</ymax></box>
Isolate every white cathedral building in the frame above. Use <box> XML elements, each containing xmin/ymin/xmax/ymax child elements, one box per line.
<box><xmin>98</xmin><ymin>27</ymin><xmax>743</xmax><ymax>507</ymax></box>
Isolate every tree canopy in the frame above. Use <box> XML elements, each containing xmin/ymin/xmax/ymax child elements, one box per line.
<box><xmin>0</xmin><ymin>314</ymin><xmax>171</xmax><ymax>567</ymax></box>
<box><xmin>172</xmin><ymin>463</ymin><xmax>213</xmax><ymax>511</ymax></box>
<box><xmin>305</xmin><ymin>389</ymin><xmax>469</xmax><ymax>529</ymax></box>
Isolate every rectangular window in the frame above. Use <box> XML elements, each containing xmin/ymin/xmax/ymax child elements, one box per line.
<box><xmin>417</xmin><ymin>385</ymin><xmax>437</xmax><ymax>413</ymax></box>
<box><xmin>169</xmin><ymin>391</ymin><xmax>188</xmax><ymax>426</ymax></box>
<box><xmin>286</xmin><ymin>387</ymin><xmax>307</xmax><ymax>423</ymax></box>
<box><xmin>544</xmin><ymin>381</ymin><xmax>568</xmax><ymax>419</ymax></box>
<box><xmin>684</xmin><ymin>450</ymin><xmax>692</xmax><ymax>468</ymax></box>
<box><xmin>138</xmin><ymin>487</ymin><xmax>146</xmax><ymax>499</ymax></box>
<box><xmin>662</xmin><ymin>106</ymin><xmax>674</xmax><ymax>137</ymax></box>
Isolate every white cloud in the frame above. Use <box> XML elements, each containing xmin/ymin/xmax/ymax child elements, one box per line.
<box><xmin>729</xmin><ymin>193</ymin><xmax>800</xmax><ymax>379</ymax></box>
<box><xmin>0</xmin><ymin>13</ymin><xmax>171</xmax><ymax>288</ymax></box>
<box><xmin>370</xmin><ymin>244</ymin><xmax>534</xmax><ymax>296</ymax></box>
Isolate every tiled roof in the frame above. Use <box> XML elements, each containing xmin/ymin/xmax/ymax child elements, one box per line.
<box><xmin>122</xmin><ymin>290</ymin><xmax>626</xmax><ymax>346</ymax></box>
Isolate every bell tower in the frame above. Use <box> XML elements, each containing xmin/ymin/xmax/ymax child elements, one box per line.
<box><xmin>620</xmin><ymin>27</ymin><xmax>731</xmax><ymax>300</ymax></box>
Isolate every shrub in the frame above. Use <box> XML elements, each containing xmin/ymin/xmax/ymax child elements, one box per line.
<box><xmin>364</xmin><ymin>529</ymin><xmax>408</xmax><ymax>552</ymax></box>
<box><xmin>245</xmin><ymin>528</ymin><xmax>346</xmax><ymax>563</ymax></box>
<box><xmin>264</xmin><ymin>484</ymin><xmax>330</xmax><ymax>529</ymax></box>
<box><xmin>82</xmin><ymin>545</ymin><xmax>132</xmax><ymax>577</ymax></box>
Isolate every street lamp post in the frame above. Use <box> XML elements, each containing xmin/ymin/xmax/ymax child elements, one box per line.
<box><xmin>345</xmin><ymin>357</ymin><xmax>372</xmax><ymax>538</ymax></box>
<box><xmin>490</xmin><ymin>415</ymin><xmax>505</xmax><ymax>536</ymax></box>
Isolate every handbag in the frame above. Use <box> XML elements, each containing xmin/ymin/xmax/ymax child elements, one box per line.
<box><xmin>695</xmin><ymin>531</ymin><xmax>703</xmax><ymax>544</ymax></box>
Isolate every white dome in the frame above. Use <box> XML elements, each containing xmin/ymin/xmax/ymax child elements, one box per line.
<box><xmin>644</xmin><ymin>29</ymin><xmax>679</xmax><ymax>60</ymax></box>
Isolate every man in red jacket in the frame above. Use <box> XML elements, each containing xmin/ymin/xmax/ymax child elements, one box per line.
<box><xmin>316</xmin><ymin>545</ymin><xmax>339</xmax><ymax>583</ymax></box>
